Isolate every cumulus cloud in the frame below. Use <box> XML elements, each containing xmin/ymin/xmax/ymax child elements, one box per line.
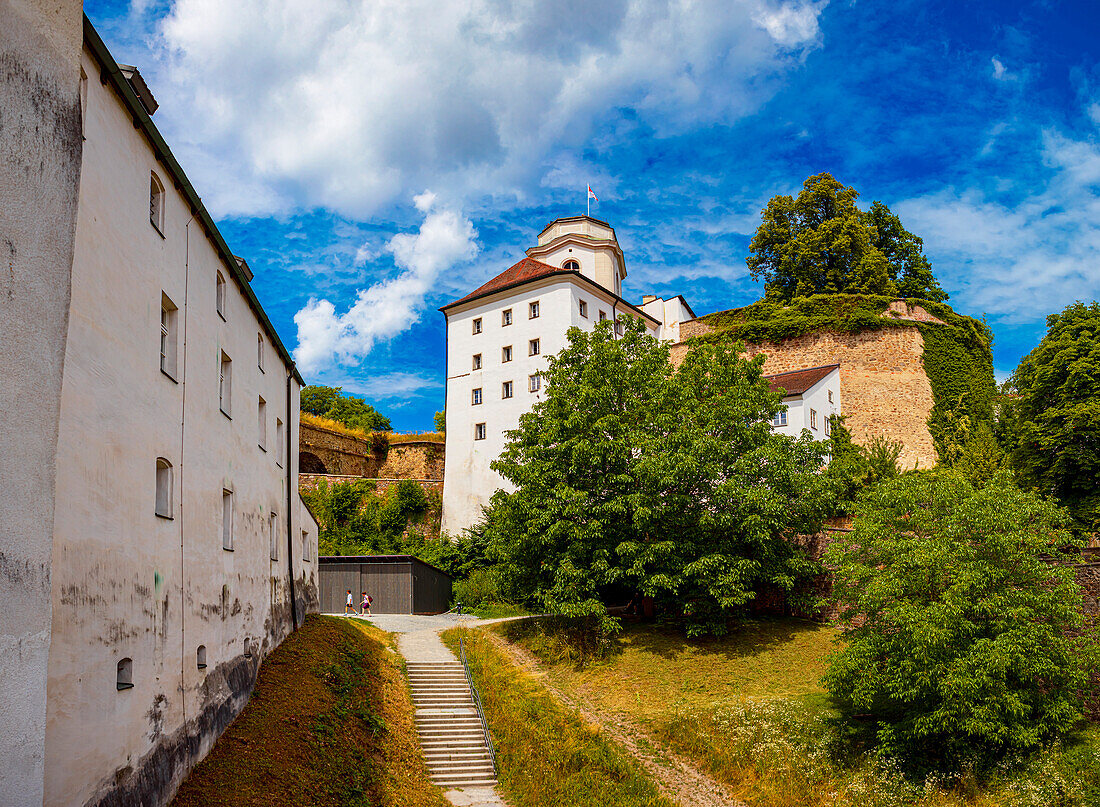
<box><xmin>894</xmin><ymin>127</ymin><xmax>1100</xmax><ymax>322</ymax></box>
<box><xmin>293</xmin><ymin>193</ymin><xmax>477</xmax><ymax>372</ymax></box>
<box><xmin>150</xmin><ymin>0</ymin><xmax>827</xmax><ymax>217</ymax></box>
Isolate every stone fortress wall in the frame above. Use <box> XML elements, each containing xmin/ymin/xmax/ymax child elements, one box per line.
<box><xmin>299</xmin><ymin>422</ymin><xmax>445</xmax><ymax>491</ymax></box>
<box><xmin>671</xmin><ymin>302</ymin><xmax>942</xmax><ymax>470</ymax></box>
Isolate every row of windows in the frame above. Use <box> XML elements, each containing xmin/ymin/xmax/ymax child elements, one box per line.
<box><xmin>472</xmin><ymin>374</ymin><xmax>541</xmax><ymax>404</ymax></box>
<box><xmin>472</xmin><ymin>339</ymin><xmax>539</xmax><ymax>370</ymax></box>
<box><xmin>475</xmin><ymin>301</ymin><xmax>539</xmax><ymax>333</ymax></box>
<box><xmin>160</xmin><ymin>295</ymin><xmax>266</xmax><ymax>377</ymax></box>
<box><xmin>770</xmin><ymin>408</ymin><xmax>833</xmax><ymax>435</ymax></box>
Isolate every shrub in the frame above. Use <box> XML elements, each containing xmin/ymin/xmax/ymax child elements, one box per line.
<box><xmin>453</xmin><ymin>567</ymin><xmax>501</xmax><ymax>607</ymax></box>
<box><xmin>825</xmin><ymin>471</ymin><xmax>1093</xmax><ymax>772</ymax></box>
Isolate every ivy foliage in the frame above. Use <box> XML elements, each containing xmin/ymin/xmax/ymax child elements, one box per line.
<box><xmin>691</xmin><ymin>293</ymin><xmax>995</xmax><ymax>465</ymax></box>
<box><xmin>825</xmin><ymin>471</ymin><xmax>1093</xmax><ymax>773</ymax></box>
<box><xmin>747</xmin><ymin>173</ymin><xmax>948</xmax><ymax>303</ymax></box>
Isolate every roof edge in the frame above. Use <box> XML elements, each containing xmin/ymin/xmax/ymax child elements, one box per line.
<box><xmin>83</xmin><ymin>15</ymin><xmax>303</xmax><ymax>385</ymax></box>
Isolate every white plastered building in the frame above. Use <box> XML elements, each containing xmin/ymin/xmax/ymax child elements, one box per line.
<box><xmin>764</xmin><ymin>364</ymin><xmax>842</xmax><ymax>439</ymax></box>
<box><xmin>439</xmin><ymin>216</ymin><xmax>693</xmax><ymax>536</ymax></box>
<box><xmin>1</xmin><ymin>12</ymin><xmax>319</xmax><ymax>807</ymax></box>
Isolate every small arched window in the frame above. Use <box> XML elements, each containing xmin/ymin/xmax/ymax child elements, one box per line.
<box><xmin>117</xmin><ymin>658</ymin><xmax>134</xmax><ymax>690</ymax></box>
<box><xmin>196</xmin><ymin>645</ymin><xmax>207</xmax><ymax>670</ymax></box>
<box><xmin>257</xmin><ymin>332</ymin><xmax>264</xmax><ymax>372</ymax></box>
<box><xmin>216</xmin><ymin>272</ymin><xmax>227</xmax><ymax>318</ymax></box>
<box><xmin>149</xmin><ymin>172</ymin><xmax>165</xmax><ymax>233</ymax></box>
<box><xmin>563</xmin><ymin>259</ymin><xmax>580</xmax><ymax>272</ymax></box>
<box><xmin>244</xmin><ymin>638</ymin><xmax>253</xmax><ymax>658</ymax></box>
<box><xmin>155</xmin><ymin>458</ymin><xmax>172</xmax><ymax>518</ymax></box>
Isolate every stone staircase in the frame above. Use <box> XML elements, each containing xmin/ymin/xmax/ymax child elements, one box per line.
<box><xmin>406</xmin><ymin>661</ymin><xmax>497</xmax><ymax>789</ymax></box>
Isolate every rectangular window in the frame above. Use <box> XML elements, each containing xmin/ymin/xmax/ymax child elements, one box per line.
<box><xmin>828</xmin><ymin>389</ymin><xmax>834</xmax><ymax>404</ymax></box>
<box><xmin>599</xmin><ymin>310</ymin><xmax>607</xmax><ymax>321</ymax></box>
<box><xmin>474</xmin><ymin>422</ymin><xmax>486</xmax><ymax>441</ymax></box>
<box><xmin>615</xmin><ymin>321</ymin><xmax>624</xmax><ymax>337</ymax></box>
<box><xmin>472</xmin><ymin>387</ymin><xmax>482</xmax><ymax>405</ymax></box>
<box><xmin>257</xmin><ymin>397</ymin><xmax>267</xmax><ymax>450</ymax></box>
<box><xmin>772</xmin><ymin>411</ymin><xmax>787</xmax><ymax>427</ymax></box>
<box><xmin>276</xmin><ymin>418</ymin><xmax>285</xmax><ymax>466</ymax></box>
<box><xmin>472</xmin><ymin>353</ymin><xmax>482</xmax><ymax>370</ymax></box>
<box><xmin>579</xmin><ymin>300</ymin><xmax>588</xmax><ymax>318</ymax></box>
<box><xmin>79</xmin><ymin>67</ymin><xmax>88</xmax><ymax>136</ymax></box>
<box><xmin>219</xmin><ymin>352</ymin><xmax>232</xmax><ymax>416</ymax></box>
<box><xmin>150</xmin><ymin>173</ymin><xmax>165</xmax><ymax>233</ymax></box>
<box><xmin>216</xmin><ymin>272</ymin><xmax>226</xmax><ymax>319</ymax></box>
<box><xmin>502</xmin><ymin>308</ymin><xmax>513</xmax><ymax>326</ymax></box>
<box><xmin>472</xmin><ymin>317</ymin><xmax>483</xmax><ymax>334</ymax></box>
<box><xmin>257</xmin><ymin>333</ymin><xmax>265</xmax><ymax>372</ymax></box>
<box><xmin>810</xmin><ymin>409</ymin><xmax>818</xmax><ymax>430</ymax></box>
<box><xmin>825</xmin><ymin>416</ymin><xmax>832</xmax><ymax>436</ymax></box>
<box><xmin>222</xmin><ymin>490</ymin><xmax>234</xmax><ymax>550</ymax></box>
<box><xmin>502</xmin><ymin>345</ymin><xmax>512</xmax><ymax>363</ymax></box>
<box><xmin>502</xmin><ymin>381</ymin><xmax>513</xmax><ymax>399</ymax></box>
<box><xmin>302</xmin><ymin>530</ymin><xmax>310</xmax><ymax>562</ymax></box>
<box><xmin>160</xmin><ymin>294</ymin><xmax>178</xmax><ymax>378</ymax></box>
<box><xmin>529</xmin><ymin>339</ymin><xmax>540</xmax><ymax>356</ymax></box>
<box><xmin>529</xmin><ymin>374</ymin><xmax>541</xmax><ymax>393</ymax></box>
<box><xmin>529</xmin><ymin>301</ymin><xmax>540</xmax><ymax>319</ymax></box>
<box><xmin>269</xmin><ymin>512</ymin><xmax>278</xmax><ymax>561</ymax></box>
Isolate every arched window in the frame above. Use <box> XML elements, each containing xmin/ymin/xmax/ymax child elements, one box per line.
<box><xmin>117</xmin><ymin>658</ymin><xmax>133</xmax><ymax>690</ymax></box>
<box><xmin>257</xmin><ymin>332</ymin><xmax>264</xmax><ymax>371</ymax></box>
<box><xmin>155</xmin><ymin>458</ymin><xmax>172</xmax><ymax>518</ymax></box>
<box><xmin>149</xmin><ymin>172</ymin><xmax>165</xmax><ymax>232</ymax></box>
<box><xmin>563</xmin><ymin>259</ymin><xmax>580</xmax><ymax>272</ymax></box>
<box><xmin>196</xmin><ymin>645</ymin><xmax>207</xmax><ymax>669</ymax></box>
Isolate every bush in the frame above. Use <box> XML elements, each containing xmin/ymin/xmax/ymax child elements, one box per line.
<box><xmin>825</xmin><ymin>470</ymin><xmax>1093</xmax><ymax>772</ymax></box>
<box><xmin>453</xmin><ymin>567</ymin><xmax>501</xmax><ymax>607</ymax></box>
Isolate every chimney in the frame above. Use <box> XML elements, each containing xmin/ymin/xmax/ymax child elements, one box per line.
<box><xmin>118</xmin><ymin>65</ymin><xmax>158</xmax><ymax>115</ymax></box>
<box><xmin>642</xmin><ymin>295</ymin><xmax>658</xmax><ymax>304</ymax></box>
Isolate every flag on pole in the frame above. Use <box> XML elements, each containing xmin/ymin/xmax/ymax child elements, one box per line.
<box><xmin>587</xmin><ymin>184</ymin><xmax>598</xmax><ymax>215</ymax></box>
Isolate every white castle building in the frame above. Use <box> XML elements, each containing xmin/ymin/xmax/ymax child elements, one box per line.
<box><xmin>1</xmin><ymin>9</ymin><xmax>318</xmax><ymax>806</ymax></box>
<box><xmin>439</xmin><ymin>216</ymin><xmax>694</xmax><ymax>535</ymax></box>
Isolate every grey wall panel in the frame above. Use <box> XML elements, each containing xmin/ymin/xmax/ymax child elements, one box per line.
<box><xmin>321</xmin><ymin>565</ymin><xmax>361</xmax><ymax>613</ymax></box>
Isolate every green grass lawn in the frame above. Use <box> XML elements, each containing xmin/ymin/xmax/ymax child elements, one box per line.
<box><xmin>495</xmin><ymin>617</ymin><xmax>1100</xmax><ymax>807</ymax></box>
<box><xmin>441</xmin><ymin>626</ymin><xmax>674</xmax><ymax>807</ymax></box>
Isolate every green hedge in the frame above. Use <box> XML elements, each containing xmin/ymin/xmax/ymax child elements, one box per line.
<box><xmin>690</xmin><ymin>294</ymin><xmax>995</xmax><ymax>463</ymax></box>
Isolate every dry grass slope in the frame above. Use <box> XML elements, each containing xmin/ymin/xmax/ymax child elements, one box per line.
<box><xmin>171</xmin><ymin>615</ymin><xmax>447</xmax><ymax>807</ymax></box>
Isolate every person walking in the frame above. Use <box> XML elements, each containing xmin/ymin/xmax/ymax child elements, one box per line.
<box><xmin>344</xmin><ymin>589</ymin><xmax>355</xmax><ymax>616</ymax></box>
<box><xmin>360</xmin><ymin>592</ymin><xmax>372</xmax><ymax>616</ymax></box>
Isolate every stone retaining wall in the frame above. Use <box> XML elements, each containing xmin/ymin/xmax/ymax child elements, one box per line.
<box><xmin>298</xmin><ymin>423</ymin><xmax>444</xmax><ymax>481</ymax></box>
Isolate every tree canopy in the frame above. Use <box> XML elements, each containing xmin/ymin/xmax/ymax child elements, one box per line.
<box><xmin>486</xmin><ymin>317</ymin><xmax>831</xmax><ymax>637</ymax></box>
<box><xmin>824</xmin><ymin>471</ymin><xmax>1091</xmax><ymax>771</ymax></box>
<box><xmin>747</xmin><ymin>173</ymin><xmax>947</xmax><ymax>303</ymax></box>
<box><xmin>301</xmin><ymin>384</ymin><xmax>392</xmax><ymax>432</ymax></box>
<box><xmin>1007</xmin><ymin>301</ymin><xmax>1100</xmax><ymax>533</ymax></box>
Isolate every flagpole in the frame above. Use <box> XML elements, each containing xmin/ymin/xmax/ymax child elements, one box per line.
<box><xmin>586</xmin><ymin>182</ymin><xmax>590</xmax><ymax>217</ymax></box>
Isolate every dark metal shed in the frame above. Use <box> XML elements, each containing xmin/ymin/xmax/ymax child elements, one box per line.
<box><xmin>318</xmin><ymin>555</ymin><xmax>453</xmax><ymax>615</ymax></box>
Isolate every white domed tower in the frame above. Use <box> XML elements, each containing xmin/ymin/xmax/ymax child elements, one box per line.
<box><xmin>524</xmin><ymin>216</ymin><xmax>627</xmax><ymax>296</ymax></box>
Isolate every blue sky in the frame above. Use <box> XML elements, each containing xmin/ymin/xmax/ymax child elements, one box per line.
<box><xmin>87</xmin><ymin>0</ymin><xmax>1100</xmax><ymax>431</ymax></box>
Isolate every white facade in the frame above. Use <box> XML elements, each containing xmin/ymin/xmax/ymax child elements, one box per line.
<box><xmin>768</xmin><ymin>366</ymin><xmax>842</xmax><ymax>440</ymax></box>
<box><xmin>441</xmin><ymin>217</ymin><xmax>686</xmax><ymax>535</ymax></box>
<box><xmin>1</xmin><ymin>17</ymin><xmax>320</xmax><ymax>807</ymax></box>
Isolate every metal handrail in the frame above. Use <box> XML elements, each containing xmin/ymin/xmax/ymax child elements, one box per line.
<box><xmin>459</xmin><ymin>638</ymin><xmax>497</xmax><ymax>776</ymax></box>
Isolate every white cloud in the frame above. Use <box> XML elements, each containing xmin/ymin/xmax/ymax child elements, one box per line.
<box><xmin>148</xmin><ymin>0</ymin><xmax>826</xmax><ymax>217</ymax></box>
<box><xmin>894</xmin><ymin>127</ymin><xmax>1100</xmax><ymax>322</ymax></box>
<box><xmin>293</xmin><ymin>194</ymin><xmax>477</xmax><ymax>372</ymax></box>
<box><xmin>991</xmin><ymin>56</ymin><xmax>1017</xmax><ymax>82</ymax></box>
<box><xmin>341</xmin><ymin>372</ymin><xmax>442</xmax><ymax>400</ymax></box>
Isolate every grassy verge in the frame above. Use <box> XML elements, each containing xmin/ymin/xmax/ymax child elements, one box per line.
<box><xmin>499</xmin><ymin>617</ymin><xmax>1100</xmax><ymax>807</ymax></box>
<box><xmin>172</xmin><ymin>615</ymin><xmax>447</xmax><ymax>807</ymax></box>
<box><xmin>467</xmin><ymin>602</ymin><xmax>532</xmax><ymax>620</ymax></box>
<box><xmin>440</xmin><ymin>626</ymin><xmax>675</xmax><ymax>807</ymax></box>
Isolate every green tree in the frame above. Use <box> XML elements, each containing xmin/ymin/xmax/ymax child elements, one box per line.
<box><xmin>434</xmin><ymin>410</ymin><xmax>446</xmax><ymax>433</ymax></box>
<box><xmin>747</xmin><ymin>173</ymin><xmax>947</xmax><ymax>303</ymax></box>
<box><xmin>1009</xmin><ymin>301</ymin><xmax>1100</xmax><ymax>532</ymax></box>
<box><xmin>300</xmin><ymin>384</ymin><xmax>392</xmax><ymax>432</ymax></box>
<box><xmin>824</xmin><ymin>471</ymin><xmax>1091</xmax><ymax>771</ymax></box>
<box><xmin>488</xmin><ymin>317</ymin><xmax>831</xmax><ymax>637</ymax></box>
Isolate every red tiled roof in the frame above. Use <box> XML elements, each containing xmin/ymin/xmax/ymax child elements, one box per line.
<box><xmin>442</xmin><ymin>258</ymin><xmax>563</xmax><ymax>310</ymax></box>
<box><xmin>763</xmin><ymin>364</ymin><xmax>839</xmax><ymax>396</ymax></box>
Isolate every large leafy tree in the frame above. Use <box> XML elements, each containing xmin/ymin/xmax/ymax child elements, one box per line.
<box><xmin>825</xmin><ymin>471</ymin><xmax>1091</xmax><ymax>771</ymax></box>
<box><xmin>747</xmin><ymin>173</ymin><xmax>947</xmax><ymax>303</ymax></box>
<box><xmin>300</xmin><ymin>384</ymin><xmax>392</xmax><ymax>432</ymax></box>
<box><xmin>488</xmin><ymin>318</ymin><xmax>831</xmax><ymax>637</ymax></box>
<box><xmin>1008</xmin><ymin>301</ymin><xmax>1100</xmax><ymax>532</ymax></box>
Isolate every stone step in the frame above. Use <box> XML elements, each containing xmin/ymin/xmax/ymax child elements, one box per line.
<box><xmin>419</xmin><ymin>740</ymin><xmax>489</xmax><ymax>751</ymax></box>
<box><xmin>423</xmin><ymin>751</ymin><xmax>493</xmax><ymax>761</ymax></box>
<box><xmin>430</xmin><ymin>776</ymin><xmax>498</xmax><ymax>787</ymax></box>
